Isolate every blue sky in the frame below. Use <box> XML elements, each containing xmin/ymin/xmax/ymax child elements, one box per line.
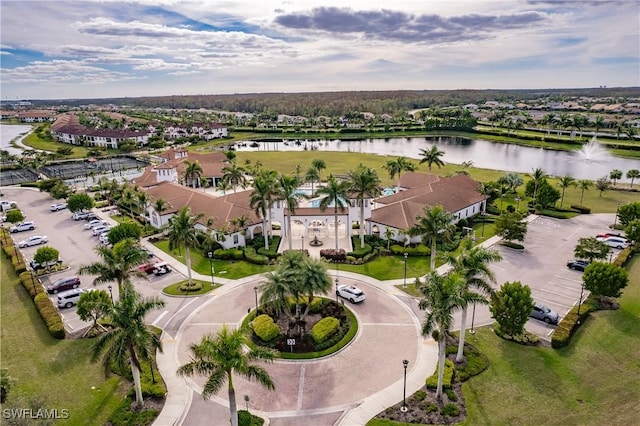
<box><xmin>1</xmin><ymin>0</ymin><xmax>638</xmax><ymax>100</ymax></box>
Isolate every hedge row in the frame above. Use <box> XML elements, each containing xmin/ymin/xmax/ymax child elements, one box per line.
<box><xmin>33</xmin><ymin>293</ymin><xmax>65</xmax><ymax>339</ymax></box>
<box><xmin>213</xmin><ymin>248</ymin><xmax>244</xmax><ymax>260</ymax></box>
<box><xmin>320</xmin><ymin>249</ymin><xmax>347</xmax><ymax>261</ymax></box>
<box><xmin>426</xmin><ymin>359</ymin><xmax>454</xmax><ymax>390</ymax></box>
<box><xmin>311</xmin><ymin>317</ymin><xmax>340</xmax><ymax>344</ymax></box>
<box><xmin>551</xmin><ymin>301</ymin><xmax>597</xmax><ymax>349</ymax></box>
<box><xmin>3</xmin><ymin>243</ymin><xmax>26</xmax><ymax>274</ymax></box>
<box><xmin>244</xmin><ymin>247</ymin><xmax>269</xmax><ymax>265</ymax></box>
<box><xmin>390</xmin><ymin>244</ymin><xmax>430</xmax><ymax>256</ymax></box>
<box><xmin>252</xmin><ymin>314</ymin><xmax>280</xmax><ymax>342</ymax></box>
<box><xmin>613</xmin><ymin>247</ymin><xmax>633</xmax><ymax>268</ymax></box>
<box><xmin>19</xmin><ymin>271</ymin><xmax>44</xmax><ymax>299</ymax></box>
<box><xmin>571</xmin><ymin>204</ymin><xmax>591</xmax><ymax>214</ymax></box>
<box><xmin>347</xmin><ymin>242</ymin><xmax>373</xmax><ymax>259</ymax></box>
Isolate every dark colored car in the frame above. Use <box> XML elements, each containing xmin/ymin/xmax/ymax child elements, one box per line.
<box><xmin>530</xmin><ymin>303</ymin><xmax>559</xmax><ymax>324</ymax></box>
<box><xmin>566</xmin><ymin>259</ymin><xmax>590</xmax><ymax>271</ymax></box>
<box><xmin>139</xmin><ymin>262</ymin><xmax>157</xmax><ymax>274</ymax></box>
<box><xmin>46</xmin><ymin>276</ymin><xmax>81</xmax><ymax>294</ymax></box>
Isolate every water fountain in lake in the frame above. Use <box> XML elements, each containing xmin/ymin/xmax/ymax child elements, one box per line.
<box><xmin>574</xmin><ymin>136</ymin><xmax>611</xmax><ymax>162</ymax></box>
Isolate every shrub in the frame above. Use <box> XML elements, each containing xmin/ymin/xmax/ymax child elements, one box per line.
<box><xmin>213</xmin><ymin>248</ymin><xmax>244</xmax><ymax>260</ymax></box>
<box><xmin>425</xmin><ymin>402</ymin><xmax>438</xmax><ymax>413</ymax></box>
<box><xmin>19</xmin><ymin>271</ymin><xmax>44</xmax><ymax>299</ymax></box>
<box><xmin>571</xmin><ymin>204</ymin><xmax>591</xmax><ymax>214</ymax></box>
<box><xmin>178</xmin><ymin>282</ymin><xmax>203</xmax><ymax>292</ymax></box>
<box><xmin>414</xmin><ymin>390</ymin><xmax>427</xmax><ymax>401</ymax></box>
<box><xmin>310</xmin><ymin>317</ymin><xmax>340</xmax><ymax>344</ymax></box>
<box><xmin>455</xmin><ymin>347</ymin><xmax>490</xmax><ymax>381</ymax></box>
<box><xmin>34</xmin><ymin>293</ymin><xmax>65</xmax><ymax>339</ymax></box>
<box><xmin>445</xmin><ymin>388</ymin><xmax>458</xmax><ymax>402</ymax></box>
<box><xmin>426</xmin><ymin>359</ymin><xmax>454</xmax><ymax>390</ymax></box>
<box><xmin>244</xmin><ymin>247</ymin><xmax>269</xmax><ymax>265</ymax></box>
<box><xmin>613</xmin><ymin>247</ymin><xmax>632</xmax><ymax>267</ymax></box>
<box><xmin>551</xmin><ymin>302</ymin><xmax>597</xmax><ymax>349</ymax></box>
<box><xmin>256</xmin><ymin>247</ymin><xmax>280</xmax><ymax>260</ymax></box>
<box><xmin>319</xmin><ymin>249</ymin><xmax>347</xmax><ymax>261</ymax></box>
<box><xmin>347</xmin><ymin>242</ymin><xmax>372</xmax><ymax>259</ymax></box>
<box><xmin>501</xmin><ymin>241</ymin><xmax>524</xmax><ymax>249</ymax></box>
<box><xmin>238</xmin><ymin>410</ymin><xmax>264</xmax><ymax>426</ymax></box>
<box><xmin>252</xmin><ymin>315</ymin><xmax>280</xmax><ymax>342</ymax></box>
<box><xmin>390</xmin><ymin>244</ymin><xmax>430</xmax><ymax>256</ymax></box>
<box><xmin>441</xmin><ymin>403</ymin><xmax>460</xmax><ymax>416</ymax></box>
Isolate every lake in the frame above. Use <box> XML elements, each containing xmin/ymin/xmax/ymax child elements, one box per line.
<box><xmin>233</xmin><ymin>136</ymin><xmax>639</xmax><ymax>182</ymax></box>
<box><xmin>0</xmin><ymin>124</ymin><xmax>33</xmax><ymax>156</ymax></box>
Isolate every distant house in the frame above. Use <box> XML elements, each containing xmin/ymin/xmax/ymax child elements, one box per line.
<box><xmin>50</xmin><ymin>113</ymin><xmax>151</xmax><ymax>148</ymax></box>
<box><xmin>164</xmin><ymin>122</ymin><xmax>228</xmax><ymax>140</ymax></box>
<box><xmin>18</xmin><ymin>110</ymin><xmax>56</xmax><ymax>122</ymax></box>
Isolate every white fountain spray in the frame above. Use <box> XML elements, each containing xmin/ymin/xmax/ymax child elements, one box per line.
<box><xmin>574</xmin><ymin>136</ymin><xmax>611</xmax><ymax>162</ymax></box>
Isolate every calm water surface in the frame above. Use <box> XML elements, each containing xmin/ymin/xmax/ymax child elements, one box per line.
<box><xmin>234</xmin><ymin>136</ymin><xmax>639</xmax><ymax>182</ymax></box>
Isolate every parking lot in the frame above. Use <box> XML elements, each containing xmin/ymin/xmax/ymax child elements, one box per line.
<box><xmin>2</xmin><ymin>187</ymin><xmax>185</xmax><ymax>335</ymax></box>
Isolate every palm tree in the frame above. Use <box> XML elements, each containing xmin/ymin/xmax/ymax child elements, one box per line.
<box><xmin>383</xmin><ymin>227</ymin><xmax>395</xmax><ymax>249</ymax></box>
<box><xmin>92</xmin><ymin>283</ymin><xmax>165</xmax><ymax>408</ymax></box>
<box><xmin>384</xmin><ymin>157</ymin><xmax>416</xmax><ymax>192</ymax></box>
<box><xmin>577</xmin><ymin>179</ymin><xmax>592</xmax><ymax>204</ymax></box>
<box><xmin>531</xmin><ymin>167</ymin><xmax>547</xmax><ymax>201</ymax></box>
<box><xmin>311</xmin><ymin>158</ymin><xmax>326</xmax><ymax>181</ymax></box>
<box><xmin>304</xmin><ymin>166</ymin><xmax>321</xmax><ymax>197</ymax></box>
<box><xmin>165</xmin><ymin>206</ymin><xmax>204</xmax><ymax>288</ymax></box>
<box><xmin>250</xmin><ymin>170</ymin><xmax>278</xmax><ymax>251</ymax></box>
<box><xmin>277</xmin><ymin>174</ymin><xmax>302</xmax><ymax>250</ymax></box>
<box><xmin>609</xmin><ymin>169</ymin><xmax>623</xmax><ymax>187</ymax></box>
<box><xmin>418</xmin><ymin>272</ymin><xmax>480</xmax><ymax>401</ymax></box>
<box><xmin>260</xmin><ymin>269</ymin><xmax>293</xmax><ymax>317</ymax></box>
<box><xmin>409</xmin><ymin>205</ymin><xmax>455</xmax><ymax>271</ymax></box>
<box><xmin>216</xmin><ymin>179</ymin><xmax>233</xmax><ymax>195</ymax></box>
<box><xmin>627</xmin><ymin>169</ymin><xmax>640</xmax><ymax>188</ymax></box>
<box><xmin>557</xmin><ymin>175</ymin><xmax>576</xmax><ymax>208</ymax></box>
<box><xmin>444</xmin><ymin>238</ymin><xmax>501</xmax><ymax>362</ymax></box>
<box><xmin>348</xmin><ymin>164</ymin><xmax>382</xmax><ymax>248</ymax></box>
<box><xmin>183</xmin><ymin>159</ymin><xmax>204</xmax><ymax>188</ymax></box>
<box><xmin>177</xmin><ymin>325</ymin><xmax>277</xmax><ymax>426</ymax></box>
<box><xmin>79</xmin><ymin>238</ymin><xmax>149</xmax><ymax>292</ymax></box>
<box><xmin>221</xmin><ymin>161</ymin><xmax>247</xmax><ymax>193</ymax></box>
<box><xmin>316</xmin><ymin>175</ymin><xmax>351</xmax><ymax>250</ymax></box>
<box><xmin>136</xmin><ymin>191</ymin><xmax>150</xmax><ymax>223</ymax></box>
<box><xmin>419</xmin><ymin>145</ymin><xmax>446</xmax><ymax>172</ymax></box>
<box><xmin>298</xmin><ymin>257</ymin><xmax>332</xmax><ymax>321</ymax></box>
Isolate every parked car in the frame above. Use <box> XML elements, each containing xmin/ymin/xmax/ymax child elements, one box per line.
<box><xmin>82</xmin><ymin>213</ymin><xmax>100</xmax><ymax>222</ymax></box>
<box><xmin>596</xmin><ymin>236</ymin><xmax>629</xmax><ymax>249</ymax></box>
<box><xmin>596</xmin><ymin>231</ymin><xmax>623</xmax><ymax>239</ymax></box>
<box><xmin>57</xmin><ymin>288</ymin><xmax>92</xmax><ymax>308</ymax></box>
<box><xmin>46</xmin><ymin>276</ymin><xmax>81</xmax><ymax>294</ymax></box>
<box><xmin>153</xmin><ymin>262</ymin><xmax>171</xmax><ymax>276</ymax></box>
<box><xmin>1</xmin><ymin>200</ymin><xmax>17</xmax><ymax>212</ymax></box>
<box><xmin>92</xmin><ymin>225</ymin><xmax>111</xmax><ymax>236</ymax></box>
<box><xmin>84</xmin><ymin>219</ymin><xmax>107</xmax><ymax>230</ymax></box>
<box><xmin>336</xmin><ymin>284</ymin><xmax>366</xmax><ymax>303</ymax></box>
<box><xmin>139</xmin><ymin>262</ymin><xmax>158</xmax><ymax>274</ymax></box>
<box><xmin>10</xmin><ymin>221</ymin><xmax>36</xmax><ymax>233</ymax></box>
<box><xmin>17</xmin><ymin>235</ymin><xmax>48</xmax><ymax>248</ymax></box>
<box><xmin>30</xmin><ymin>257</ymin><xmax>63</xmax><ymax>271</ymax></box>
<box><xmin>50</xmin><ymin>202</ymin><xmax>67</xmax><ymax>212</ymax></box>
<box><xmin>98</xmin><ymin>232</ymin><xmax>110</xmax><ymax>243</ymax></box>
<box><xmin>566</xmin><ymin>259</ymin><xmax>591</xmax><ymax>271</ymax></box>
<box><xmin>72</xmin><ymin>211</ymin><xmax>91</xmax><ymax>220</ymax></box>
<box><xmin>530</xmin><ymin>303</ymin><xmax>559</xmax><ymax>324</ymax></box>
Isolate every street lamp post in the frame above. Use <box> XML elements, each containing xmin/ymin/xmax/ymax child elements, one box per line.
<box><xmin>401</xmin><ymin>359</ymin><xmax>409</xmax><ymax>412</ymax></box>
<box><xmin>481</xmin><ymin>212</ymin><xmax>486</xmax><ymax>238</ymax></box>
<box><xmin>107</xmin><ymin>285</ymin><xmax>113</xmax><ymax>303</ymax></box>
<box><xmin>577</xmin><ymin>282</ymin><xmax>585</xmax><ymax>318</ymax></box>
<box><xmin>613</xmin><ymin>203</ymin><xmax>620</xmax><ymax>229</ymax></box>
<box><xmin>470</xmin><ymin>303</ymin><xmax>476</xmax><ymax>334</ymax></box>
<box><xmin>301</xmin><ymin>235</ymin><xmax>304</xmax><ymax>252</ymax></box>
<box><xmin>207</xmin><ymin>251</ymin><xmax>215</xmax><ymax>287</ymax></box>
<box><xmin>244</xmin><ymin>395</ymin><xmax>250</xmax><ymax>412</ymax></box>
<box><xmin>254</xmin><ymin>286</ymin><xmax>258</xmax><ymax>312</ymax></box>
<box><xmin>335</xmin><ymin>278</ymin><xmax>339</xmax><ymax>302</ymax></box>
<box><xmin>29</xmin><ymin>268</ymin><xmax>37</xmax><ymax>295</ymax></box>
<box><xmin>403</xmin><ymin>252</ymin><xmax>408</xmax><ymax>288</ymax></box>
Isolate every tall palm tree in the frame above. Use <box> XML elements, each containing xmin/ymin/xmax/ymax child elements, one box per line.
<box><xmin>183</xmin><ymin>159</ymin><xmax>204</xmax><ymax>188</ymax></box>
<box><xmin>577</xmin><ymin>179</ymin><xmax>592</xmax><ymax>205</ymax></box>
<box><xmin>418</xmin><ymin>272</ymin><xmax>480</xmax><ymax>401</ymax></box>
<box><xmin>384</xmin><ymin>157</ymin><xmax>416</xmax><ymax>192</ymax></box>
<box><xmin>419</xmin><ymin>145</ymin><xmax>446</xmax><ymax>172</ymax></box>
<box><xmin>250</xmin><ymin>170</ymin><xmax>278</xmax><ymax>250</ymax></box>
<box><xmin>277</xmin><ymin>174</ymin><xmax>303</xmax><ymax>250</ymax></box>
<box><xmin>221</xmin><ymin>160</ymin><xmax>247</xmax><ymax>193</ymax></box>
<box><xmin>557</xmin><ymin>175</ymin><xmax>576</xmax><ymax>208</ymax></box>
<box><xmin>609</xmin><ymin>169</ymin><xmax>623</xmax><ymax>187</ymax></box>
<box><xmin>260</xmin><ymin>269</ymin><xmax>293</xmax><ymax>317</ymax></box>
<box><xmin>311</xmin><ymin>158</ymin><xmax>326</xmax><ymax>181</ymax></box>
<box><xmin>627</xmin><ymin>169</ymin><xmax>640</xmax><ymax>188</ymax></box>
<box><xmin>409</xmin><ymin>205</ymin><xmax>455</xmax><ymax>271</ymax></box>
<box><xmin>444</xmin><ymin>238</ymin><xmax>501</xmax><ymax>362</ymax></box>
<box><xmin>165</xmin><ymin>206</ymin><xmax>204</xmax><ymax>288</ymax></box>
<box><xmin>304</xmin><ymin>166</ymin><xmax>321</xmax><ymax>196</ymax></box>
<box><xmin>298</xmin><ymin>257</ymin><xmax>332</xmax><ymax>321</ymax></box>
<box><xmin>136</xmin><ymin>191</ymin><xmax>150</xmax><ymax>223</ymax></box>
<box><xmin>316</xmin><ymin>175</ymin><xmax>351</xmax><ymax>250</ymax></box>
<box><xmin>79</xmin><ymin>238</ymin><xmax>149</xmax><ymax>292</ymax></box>
<box><xmin>177</xmin><ymin>325</ymin><xmax>277</xmax><ymax>426</ymax></box>
<box><xmin>531</xmin><ymin>167</ymin><xmax>547</xmax><ymax>201</ymax></box>
<box><xmin>92</xmin><ymin>283</ymin><xmax>165</xmax><ymax>408</ymax></box>
<box><xmin>348</xmin><ymin>164</ymin><xmax>382</xmax><ymax>248</ymax></box>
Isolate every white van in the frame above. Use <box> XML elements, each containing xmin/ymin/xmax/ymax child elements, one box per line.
<box><xmin>56</xmin><ymin>288</ymin><xmax>91</xmax><ymax>308</ymax></box>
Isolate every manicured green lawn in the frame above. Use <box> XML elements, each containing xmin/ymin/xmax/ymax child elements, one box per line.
<box><xmin>329</xmin><ymin>255</ymin><xmax>430</xmax><ymax>281</ymax></box>
<box><xmin>460</xmin><ymin>254</ymin><xmax>640</xmax><ymax>425</ymax></box>
<box><xmin>154</xmin><ymin>240</ymin><xmax>274</xmax><ymax>279</ymax></box>
<box><xmin>0</xmin><ymin>253</ymin><xmax>124</xmax><ymax>424</ymax></box>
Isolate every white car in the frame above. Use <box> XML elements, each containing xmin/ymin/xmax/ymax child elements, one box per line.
<box><xmin>18</xmin><ymin>235</ymin><xmax>48</xmax><ymax>248</ymax></box>
<box><xmin>596</xmin><ymin>236</ymin><xmax>629</xmax><ymax>249</ymax></box>
<box><xmin>1</xmin><ymin>200</ymin><xmax>17</xmax><ymax>212</ymax></box>
<box><xmin>10</xmin><ymin>221</ymin><xmax>36</xmax><ymax>233</ymax></box>
<box><xmin>92</xmin><ymin>225</ymin><xmax>111</xmax><ymax>236</ymax></box>
<box><xmin>72</xmin><ymin>211</ymin><xmax>91</xmax><ymax>220</ymax></box>
<box><xmin>50</xmin><ymin>202</ymin><xmax>67</xmax><ymax>212</ymax></box>
<box><xmin>336</xmin><ymin>284</ymin><xmax>366</xmax><ymax>303</ymax></box>
<box><xmin>99</xmin><ymin>232</ymin><xmax>110</xmax><ymax>243</ymax></box>
<box><xmin>84</xmin><ymin>219</ymin><xmax>107</xmax><ymax>230</ymax></box>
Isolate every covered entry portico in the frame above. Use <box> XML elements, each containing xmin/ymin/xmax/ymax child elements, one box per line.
<box><xmin>280</xmin><ymin>208</ymin><xmax>352</xmax><ymax>255</ymax></box>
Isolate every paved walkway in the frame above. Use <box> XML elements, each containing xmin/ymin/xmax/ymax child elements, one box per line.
<box><xmin>150</xmin><ymin>228</ymin><xmax>508</xmax><ymax>426</ymax></box>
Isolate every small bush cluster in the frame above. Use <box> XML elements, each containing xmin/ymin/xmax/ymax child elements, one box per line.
<box><xmin>3</xmin><ymin>244</ymin><xmax>26</xmax><ymax>274</ymax></box>
<box><xmin>252</xmin><ymin>315</ymin><xmax>280</xmax><ymax>342</ymax></box>
<box><xmin>390</xmin><ymin>244</ymin><xmax>430</xmax><ymax>256</ymax></box>
<box><xmin>613</xmin><ymin>247</ymin><xmax>632</xmax><ymax>268</ymax></box>
<box><xmin>571</xmin><ymin>204</ymin><xmax>591</xmax><ymax>214</ymax></box>
<box><xmin>426</xmin><ymin>359</ymin><xmax>454</xmax><ymax>390</ymax></box>
<box><xmin>19</xmin><ymin>271</ymin><xmax>44</xmax><ymax>298</ymax></box>
<box><xmin>320</xmin><ymin>249</ymin><xmax>347</xmax><ymax>261</ymax></box>
<box><xmin>310</xmin><ymin>317</ymin><xmax>340</xmax><ymax>344</ymax></box>
<box><xmin>33</xmin><ymin>293</ymin><xmax>65</xmax><ymax>339</ymax></box>
<box><xmin>213</xmin><ymin>248</ymin><xmax>244</xmax><ymax>260</ymax></box>
<box><xmin>551</xmin><ymin>301</ymin><xmax>597</xmax><ymax>349</ymax></box>
<box><xmin>178</xmin><ymin>282</ymin><xmax>203</xmax><ymax>292</ymax></box>
<box><xmin>244</xmin><ymin>247</ymin><xmax>269</xmax><ymax>265</ymax></box>
<box><xmin>441</xmin><ymin>403</ymin><xmax>460</xmax><ymax>416</ymax></box>
<box><xmin>238</xmin><ymin>410</ymin><xmax>264</xmax><ymax>426</ymax></box>
<box><xmin>347</xmin><ymin>242</ymin><xmax>373</xmax><ymax>259</ymax></box>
